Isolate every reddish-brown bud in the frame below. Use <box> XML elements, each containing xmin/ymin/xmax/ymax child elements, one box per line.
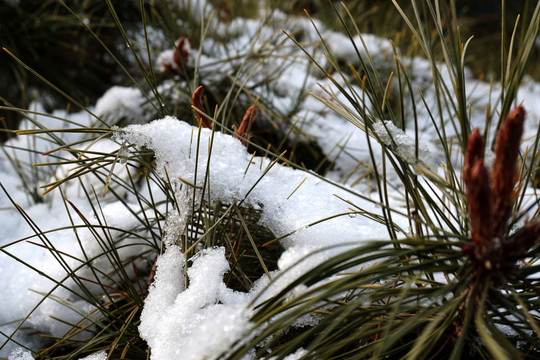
<box><xmin>466</xmin><ymin>159</ymin><xmax>492</xmax><ymax>246</ymax></box>
<box><xmin>163</xmin><ymin>63</ymin><xmax>177</xmax><ymax>75</ymax></box>
<box><xmin>461</xmin><ymin>106</ymin><xmax>536</xmax><ymax>275</ymax></box>
<box><xmin>463</xmin><ymin>128</ymin><xmax>484</xmax><ymax>188</ymax></box>
<box><xmin>234</xmin><ymin>105</ymin><xmax>257</xmax><ymax>145</ymax></box>
<box><xmin>173</xmin><ymin>37</ymin><xmax>191</xmax><ymax>69</ymax></box>
<box><xmin>491</xmin><ymin>106</ymin><xmax>525</xmax><ymax>236</ymax></box>
<box><xmin>191</xmin><ymin>85</ymin><xmax>211</xmax><ymax>128</ymax></box>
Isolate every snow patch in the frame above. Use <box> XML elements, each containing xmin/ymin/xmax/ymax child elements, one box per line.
<box><xmin>139</xmin><ymin>246</ymin><xmax>251</xmax><ymax>360</ymax></box>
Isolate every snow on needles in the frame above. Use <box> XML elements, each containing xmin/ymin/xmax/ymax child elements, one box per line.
<box><xmin>116</xmin><ymin>116</ymin><xmax>395</xmax><ymax>359</ymax></box>
<box><xmin>373</xmin><ymin>120</ymin><xmax>438</xmax><ymax>171</ymax></box>
<box><xmin>116</xmin><ymin>117</ymin><xmax>392</xmax><ymax>247</ymax></box>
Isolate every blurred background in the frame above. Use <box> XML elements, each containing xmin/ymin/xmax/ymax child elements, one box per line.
<box><xmin>1</xmin><ymin>0</ymin><xmax>538</xmax><ymax>141</ymax></box>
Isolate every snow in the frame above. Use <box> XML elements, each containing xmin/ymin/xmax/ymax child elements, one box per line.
<box><xmin>115</xmin><ymin>116</ymin><xmax>395</xmax><ymax>355</ymax></box>
<box><xmin>7</xmin><ymin>349</ymin><xmax>32</xmax><ymax>360</ymax></box>
<box><xmin>94</xmin><ymin>86</ymin><xmax>148</xmax><ymax>125</ymax></box>
<box><xmin>79</xmin><ymin>352</ymin><xmax>107</xmax><ymax>360</ymax></box>
<box><xmin>116</xmin><ymin>116</ymin><xmax>393</xmax><ymax>249</ymax></box>
<box><xmin>325</xmin><ymin>32</ymin><xmax>395</xmax><ymax>66</ymax></box>
<box><xmin>270</xmin><ymin>348</ymin><xmax>308</xmax><ymax>360</ymax></box>
<box><xmin>2</xmin><ymin>1</ymin><xmax>540</xmax><ymax>359</ymax></box>
<box><xmin>139</xmin><ymin>246</ymin><xmax>251</xmax><ymax>359</ymax></box>
<box><xmin>373</xmin><ymin>119</ymin><xmax>438</xmax><ymax>170</ymax></box>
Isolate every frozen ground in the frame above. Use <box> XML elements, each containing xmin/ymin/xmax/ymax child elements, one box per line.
<box><xmin>2</xmin><ymin>2</ymin><xmax>540</xmax><ymax>359</ymax></box>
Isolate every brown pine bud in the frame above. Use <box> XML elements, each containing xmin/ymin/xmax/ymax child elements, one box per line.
<box><xmin>491</xmin><ymin>106</ymin><xmax>525</xmax><ymax>237</ymax></box>
<box><xmin>463</xmin><ymin>128</ymin><xmax>485</xmax><ymax>189</ymax></box>
<box><xmin>466</xmin><ymin>159</ymin><xmax>492</xmax><ymax>247</ymax></box>
<box><xmin>233</xmin><ymin>105</ymin><xmax>257</xmax><ymax>145</ymax></box>
<box><xmin>191</xmin><ymin>85</ymin><xmax>211</xmax><ymax>129</ymax></box>
<box><xmin>173</xmin><ymin>37</ymin><xmax>191</xmax><ymax>69</ymax></box>
<box><xmin>163</xmin><ymin>63</ymin><xmax>177</xmax><ymax>75</ymax></box>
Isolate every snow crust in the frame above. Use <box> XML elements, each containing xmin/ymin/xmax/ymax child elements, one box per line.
<box><xmin>116</xmin><ymin>116</ymin><xmax>393</xmax><ymax>358</ymax></box>
<box><xmin>7</xmin><ymin>349</ymin><xmax>33</xmax><ymax>360</ymax></box>
<box><xmin>139</xmin><ymin>246</ymin><xmax>251</xmax><ymax>359</ymax></box>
